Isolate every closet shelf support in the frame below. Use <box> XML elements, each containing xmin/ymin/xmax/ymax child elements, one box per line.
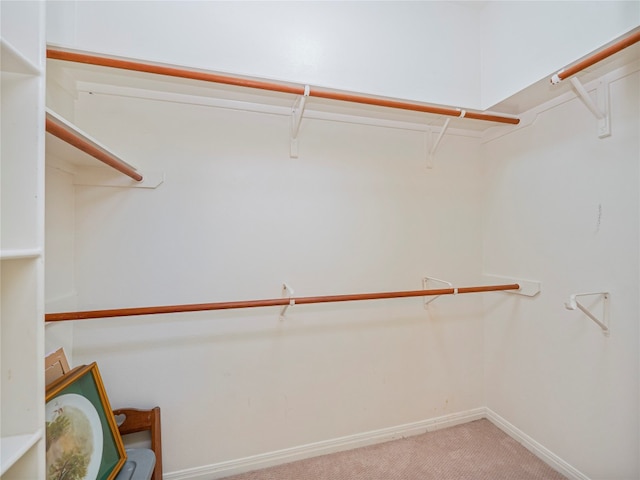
<box><xmin>426</xmin><ymin>109</ymin><xmax>466</xmax><ymax>168</ymax></box>
<box><xmin>426</xmin><ymin>119</ymin><xmax>450</xmax><ymax>169</ymax></box>
<box><xmin>564</xmin><ymin>292</ymin><xmax>610</xmax><ymax>336</ymax></box>
<box><xmin>569</xmin><ymin>78</ymin><xmax>610</xmax><ymax>138</ymax></box>
<box><xmin>280</xmin><ymin>283</ymin><xmax>295</xmax><ymax>319</ymax></box>
<box><xmin>570</xmin><ymin>78</ymin><xmax>604</xmax><ymax>119</ymax></box>
<box><xmin>290</xmin><ymin>85</ymin><xmax>310</xmax><ymax>158</ymax></box>
<box><xmin>422</xmin><ymin>276</ymin><xmax>454</xmax><ymax>306</ymax></box>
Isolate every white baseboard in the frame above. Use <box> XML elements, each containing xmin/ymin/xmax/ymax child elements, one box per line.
<box><xmin>165</xmin><ymin>407</ymin><xmax>590</xmax><ymax>480</ymax></box>
<box><xmin>164</xmin><ymin>408</ymin><xmax>486</xmax><ymax>480</ymax></box>
<box><xmin>484</xmin><ymin>408</ymin><xmax>590</xmax><ymax>480</ymax></box>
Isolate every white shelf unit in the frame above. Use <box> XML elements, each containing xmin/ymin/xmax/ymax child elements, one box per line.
<box><xmin>0</xmin><ymin>249</ymin><xmax>43</xmax><ymax>260</ymax></box>
<box><xmin>0</xmin><ymin>430</ymin><xmax>44</xmax><ymax>477</ymax></box>
<box><xmin>0</xmin><ymin>1</ymin><xmax>46</xmax><ymax>479</ymax></box>
<box><xmin>0</xmin><ymin>37</ymin><xmax>42</xmax><ymax>77</ymax></box>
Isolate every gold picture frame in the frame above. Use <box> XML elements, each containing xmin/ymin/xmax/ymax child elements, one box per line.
<box><xmin>45</xmin><ymin>362</ymin><xmax>126</xmax><ymax>480</ymax></box>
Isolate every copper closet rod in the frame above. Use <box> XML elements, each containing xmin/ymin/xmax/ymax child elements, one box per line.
<box><xmin>554</xmin><ymin>29</ymin><xmax>640</xmax><ymax>82</ymax></box>
<box><xmin>46</xmin><ymin>47</ymin><xmax>519</xmax><ymax>126</ymax></box>
<box><xmin>45</xmin><ymin>116</ymin><xmax>143</xmax><ymax>181</ymax></box>
<box><xmin>45</xmin><ymin>283</ymin><xmax>519</xmax><ymax>321</ymax></box>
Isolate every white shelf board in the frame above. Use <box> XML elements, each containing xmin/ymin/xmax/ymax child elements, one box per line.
<box><xmin>0</xmin><ymin>248</ymin><xmax>42</xmax><ymax>260</ymax></box>
<box><xmin>0</xmin><ymin>37</ymin><xmax>42</xmax><ymax>76</ymax></box>
<box><xmin>0</xmin><ymin>430</ymin><xmax>43</xmax><ymax>476</ymax></box>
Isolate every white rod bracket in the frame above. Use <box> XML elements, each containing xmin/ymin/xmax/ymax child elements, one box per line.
<box><xmin>423</xmin><ymin>276</ymin><xmax>453</xmax><ymax>308</ymax></box>
<box><xmin>426</xmin><ymin>118</ymin><xmax>451</xmax><ymax>169</ymax></box>
<box><xmin>569</xmin><ymin>78</ymin><xmax>610</xmax><ymax>138</ymax></box>
<box><xmin>564</xmin><ymin>292</ymin><xmax>610</xmax><ymax>336</ymax></box>
<box><xmin>482</xmin><ymin>274</ymin><xmax>541</xmax><ymax>297</ymax></box>
<box><xmin>595</xmin><ymin>81</ymin><xmax>611</xmax><ymax>138</ymax></box>
<box><xmin>425</xmin><ymin>130</ymin><xmax>433</xmax><ymax>169</ymax></box>
<box><xmin>290</xmin><ymin>85</ymin><xmax>310</xmax><ymax>158</ymax></box>
<box><xmin>280</xmin><ymin>283</ymin><xmax>295</xmax><ymax>319</ymax></box>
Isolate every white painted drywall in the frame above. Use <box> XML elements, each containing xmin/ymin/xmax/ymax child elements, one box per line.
<box><xmin>53</xmin><ymin>89</ymin><xmax>486</xmax><ymax>473</ymax></box>
<box><xmin>44</xmin><ymin>164</ymin><xmax>76</xmax><ymax>359</ymax></box>
<box><xmin>46</xmin><ymin>1</ymin><xmax>639</xmax><ymax>111</ymax></box>
<box><xmin>480</xmin><ymin>1</ymin><xmax>640</xmax><ymax>109</ymax></box>
<box><xmin>482</xmin><ymin>70</ymin><xmax>640</xmax><ymax>478</ymax></box>
<box><xmin>44</xmin><ymin>165</ymin><xmax>75</xmax><ymax>306</ymax></box>
<box><xmin>45</xmin><ymin>0</ymin><xmax>481</xmax><ymax>108</ymax></box>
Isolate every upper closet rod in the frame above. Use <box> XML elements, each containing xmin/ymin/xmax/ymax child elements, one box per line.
<box><xmin>551</xmin><ymin>29</ymin><xmax>640</xmax><ymax>84</ymax></box>
<box><xmin>46</xmin><ymin>47</ymin><xmax>519</xmax><ymax>126</ymax></box>
<box><xmin>44</xmin><ymin>283</ymin><xmax>519</xmax><ymax>321</ymax></box>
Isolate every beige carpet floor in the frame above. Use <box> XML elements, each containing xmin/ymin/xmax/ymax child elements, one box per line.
<box><xmin>223</xmin><ymin>419</ymin><xmax>568</xmax><ymax>479</ymax></box>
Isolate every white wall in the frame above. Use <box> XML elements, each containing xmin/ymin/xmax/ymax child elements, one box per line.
<box><xmin>47</xmin><ymin>1</ymin><xmax>639</xmax><ymax>111</ymax></box>
<box><xmin>482</xmin><ymin>70</ymin><xmax>640</xmax><ymax>478</ymax></box>
<box><xmin>480</xmin><ymin>1</ymin><xmax>640</xmax><ymax>109</ymax></box>
<box><xmin>51</xmin><ymin>89</ymin><xmax>487</xmax><ymax>474</ymax></box>
<box><xmin>46</xmin><ymin>0</ymin><xmax>482</xmax><ymax>108</ymax></box>
<box><xmin>44</xmin><ymin>164</ymin><xmax>75</xmax><ymax>358</ymax></box>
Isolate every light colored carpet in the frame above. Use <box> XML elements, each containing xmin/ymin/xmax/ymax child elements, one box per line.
<box><xmin>223</xmin><ymin>419</ymin><xmax>568</xmax><ymax>479</ymax></box>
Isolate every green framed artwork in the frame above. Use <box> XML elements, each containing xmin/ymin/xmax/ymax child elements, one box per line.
<box><xmin>45</xmin><ymin>362</ymin><xmax>126</xmax><ymax>480</ymax></box>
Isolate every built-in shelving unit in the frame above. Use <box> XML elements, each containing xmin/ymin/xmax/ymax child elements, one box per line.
<box><xmin>0</xmin><ymin>430</ymin><xmax>44</xmax><ymax>477</ymax></box>
<box><xmin>0</xmin><ymin>1</ymin><xmax>46</xmax><ymax>479</ymax></box>
<box><xmin>0</xmin><ymin>249</ymin><xmax>43</xmax><ymax>261</ymax></box>
<box><xmin>0</xmin><ymin>37</ymin><xmax>42</xmax><ymax>76</ymax></box>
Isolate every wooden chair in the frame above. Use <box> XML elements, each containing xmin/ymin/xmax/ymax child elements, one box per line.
<box><xmin>113</xmin><ymin>407</ymin><xmax>163</xmax><ymax>480</ymax></box>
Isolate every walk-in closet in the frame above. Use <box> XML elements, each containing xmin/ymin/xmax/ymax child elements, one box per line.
<box><xmin>1</xmin><ymin>2</ymin><xmax>639</xmax><ymax>479</ymax></box>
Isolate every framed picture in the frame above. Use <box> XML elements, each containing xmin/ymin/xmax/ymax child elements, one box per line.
<box><xmin>45</xmin><ymin>362</ymin><xmax>126</xmax><ymax>480</ymax></box>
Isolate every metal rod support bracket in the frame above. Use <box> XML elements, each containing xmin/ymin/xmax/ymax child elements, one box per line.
<box><xmin>290</xmin><ymin>85</ymin><xmax>310</xmax><ymax>158</ymax></box>
<box><xmin>426</xmin><ymin>118</ymin><xmax>452</xmax><ymax>169</ymax></box>
<box><xmin>569</xmin><ymin>78</ymin><xmax>611</xmax><ymax>138</ymax></box>
<box><xmin>423</xmin><ymin>276</ymin><xmax>453</xmax><ymax>307</ymax></box>
<box><xmin>280</xmin><ymin>283</ymin><xmax>295</xmax><ymax>319</ymax></box>
<box><xmin>564</xmin><ymin>292</ymin><xmax>610</xmax><ymax>336</ymax></box>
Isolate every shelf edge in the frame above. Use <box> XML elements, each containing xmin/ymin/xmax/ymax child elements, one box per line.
<box><xmin>0</xmin><ymin>37</ymin><xmax>42</xmax><ymax>76</ymax></box>
<box><xmin>0</xmin><ymin>248</ymin><xmax>43</xmax><ymax>260</ymax></box>
<box><xmin>0</xmin><ymin>429</ymin><xmax>44</xmax><ymax>476</ymax></box>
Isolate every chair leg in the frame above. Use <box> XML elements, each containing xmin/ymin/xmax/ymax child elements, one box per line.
<box><xmin>150</xmin><ymin>407</ymin><xmax>163</xmax><ymax>480</ymax></box>
<box><xmin>113</xmin><ymin>406</ymin><xmax>163</xmax><ymax>480</ymax></box>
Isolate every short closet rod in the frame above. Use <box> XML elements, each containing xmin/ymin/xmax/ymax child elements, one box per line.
<box><xmin>45</xmin><ymin>117</ymin><xmax>143</xmax><ymax>181</ymax></box>
<box><xmin>44</xmin><ymin>283</ymin><xmax>519</xmax><ymax>321</ymax></box>
<box><xmin>46</xmin><ymin>47</ymin><xmax>519</xmax><ymax>126</ymax></box>
<box><xmin>552</xmin><ymin>29</ymin><xmax>640</xmax><ymax>83</ymax></box>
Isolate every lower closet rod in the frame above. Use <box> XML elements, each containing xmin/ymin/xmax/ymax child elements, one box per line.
<box><xmin>45</xmin><ymin>283</ymin><xmax>519</xmax><ymax>322</ymax></box>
